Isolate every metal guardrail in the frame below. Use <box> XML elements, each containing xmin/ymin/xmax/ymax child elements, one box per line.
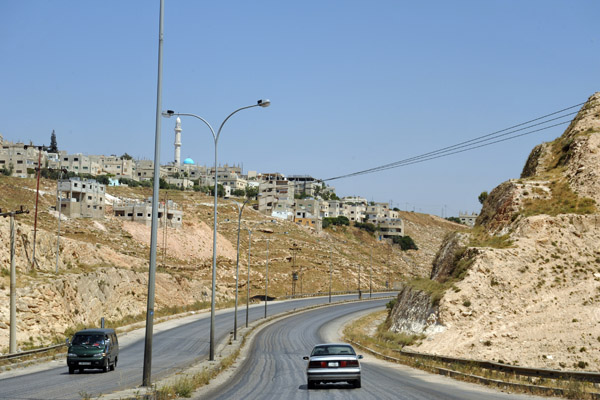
<box><xmin>399</xmin><ymin>348</ymin><xmax>600</xmax><ymax>383</ymax></box>
<box><xmin>351</xmin><ymin>340</ymin><xmax>600</xmax><ymax>384</ymax></box>
<box><xmin>0</xmin><ymin>343</ymin><xmax>65</xmax><ymax>361</ymax></box>
<box><xmin>278</xmin><ymin>289</ymin><xmax>396</xmax><ymax>300</ymax></box>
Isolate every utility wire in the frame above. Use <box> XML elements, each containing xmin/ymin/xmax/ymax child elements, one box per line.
<box><xmin>356</xmin><ymin>120</ymin><xmax>570</xmax><ymax>175</ymax></box>
<box><xmin>323</xmin><ymin>102</ymin><xmax>586</xmax><ymax>182</ymax></box>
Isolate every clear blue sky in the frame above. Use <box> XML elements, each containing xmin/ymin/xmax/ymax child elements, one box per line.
<box><xmin>1</xmin><ymin>1</ymin><xmax>598</xmax><ymax>217</ymax></box>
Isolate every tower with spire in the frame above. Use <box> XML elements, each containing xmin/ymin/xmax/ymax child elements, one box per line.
<box><xmin>174</xmin><ymin>117</ymin><xmax>182</xmax><ymax>165</ymax></box>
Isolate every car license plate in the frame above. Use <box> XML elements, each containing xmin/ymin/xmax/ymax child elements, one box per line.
<box><xmin>328</xmin><ymin>362</ymin><xmax>339</xmax><ymax>367</ymax></box>
<box><xmin>79</xmin><ymin>362</ymin><xmax>91</xmax><ymax>365</ymax></box>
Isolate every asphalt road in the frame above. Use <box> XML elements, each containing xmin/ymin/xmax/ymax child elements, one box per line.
<box><xmin>199</xmin><ymin>299</ymin><xmax>550</xmax><ymax>400</ymax></box>
<box><xmin>0</xmin><ymin>292</ymin><xmax>394</xmax><ymax>400</ymax></box>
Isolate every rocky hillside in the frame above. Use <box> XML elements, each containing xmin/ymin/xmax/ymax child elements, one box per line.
<box><xmin>0</xmin><ymin>177</ymin><xmax>460</xmax><ymax>351</ymax></box>
<box><xmin>389</xmin><ymin>92</ymin><xmax>600</xmax><ymax>371</ymax></box>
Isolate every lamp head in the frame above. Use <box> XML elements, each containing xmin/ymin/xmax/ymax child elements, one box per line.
<box><xmin>162</xmin><ymin>110</ymin><xmax>175</xmax><ymax>118</ymax></box>
<box><xmin>257</xmin><ymin>99</ymin><xmax>271</xmax><ymax>108</ymax></box>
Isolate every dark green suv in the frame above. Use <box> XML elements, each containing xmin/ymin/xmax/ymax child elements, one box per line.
<box><xmin>67</xmin><ymin>328</ymin><xmax>119</xmax><ymax>374</ymax></box>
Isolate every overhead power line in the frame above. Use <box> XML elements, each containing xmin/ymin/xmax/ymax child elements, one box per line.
<box><xmin>323</xmin><ymin>102</ymin><xmax>587</xmax><ymax>182</ymax></box>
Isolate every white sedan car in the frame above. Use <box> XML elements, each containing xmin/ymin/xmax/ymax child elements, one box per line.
<box><xmin>303</xmin><ymin>343</ymin><xmax>363</xmax><ymax>389</ymax></box>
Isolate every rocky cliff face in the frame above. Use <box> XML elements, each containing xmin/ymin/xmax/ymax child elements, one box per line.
<box><xmin>389</xmin><ymin>92</ymin><xmax>600</xmax><ymax>371</ymax></box>
<box><xmin>388</xmin><ymin>285</ymin><xmax>443</xmax><ymax>335</ymax></box>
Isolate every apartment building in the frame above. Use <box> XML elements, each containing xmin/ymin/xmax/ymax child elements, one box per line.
<box><xmin>459</xmin><ymin>212</ymin><xmax>479</xmax><ymax>227</ymax></box>
<box><xmin>288</xmin><ymin>175</ymin><xmax>319</xmax><ymax>197</ymax></box>
<box><xmin>377</xmin><ymin>218</ymin><xmax>405</xmax><ymax>241</ymax></box>
<box><xmin>99</xmin><ymin>155</ymin><xmax>134</xmax><ymax>179</ymax></box>
<box><xmin>58</xmin><ymin>178</ymin><xmax>105</xmax><ymax>219</ymax></box>
<box><xmin>342</xmin><ymin>202</ymin><xmax>366</xmax><ymax>222</ymax></box>
<box><xmin>180</xmin><ymin>163</ymin><xmax>208</xmax><ymax>180</ymax></box>
<box><xmin>342</xmin><ymin>196</ymin><xmax>368</xmax><ymax>206</ymax></box>
<box><xmin>165</xmin><ymin>177</ymin><xmax>194</xmax><ymax>189</ymax></box>
<box><xmin>0</xmin><ymin>142</ymin><xmax>47</xmax><ymax>178</ymax></box>
<box><xmin>210</xmin><ymin>170</ymin><xmax>248</xmax><ymax>192</ymax></box>
<box><xmin>294</xmin><ymin>198</ymin><xmax>321</xmax><ymax>217</ymax></box>
<box><xmin>113</xmin><ymin>197</ymin><xmax>183</xmax><ymax>228</ymax></box>
<box><xmin>134</xmin><ymin>160</ymin><xmax>169</xmax><ymax>181</ymax></box>
<box><xmin>327</xmin><ymin>200</ymin><xmax>343</xmax><ymax>218</ymax></box>
<box><xmin>58</xmin><ymin>153</ymin><xmax>102</xmax><ymax>175</ymax></box>
<box><xmin>294</xmin><ymin>203</ymin><xmax>322</xmax><ymax>231</ymax></box>
<box><xmin>258</xmin><ymin>174</ymin><xmax>295</xmax><ymax>218</ymax></box>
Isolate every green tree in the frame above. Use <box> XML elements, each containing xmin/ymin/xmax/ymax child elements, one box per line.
<box><xmin>120</xmin><ymin>153</ymin><xmax>133</xmax><ymax>160</ymax></box>
<box><xmin>393</xmin><ymin>235</ymin><xmax>418</xmax><ymax>251</ymax></box>
<box><xmin>446</xmin><ymin>216</ymin><xmax>462</xmax><ymax>224</ymax></box>
<box><xmin>478</xmin><ymin>191</ymin><xmax>489</xmax><ymax>204</ymax></box>
<box><xmin>209</xmin><ymin>184</ymin><xmax>225</xmax><ymax>197</ymax></box>
<box><xmin>95</xmin><ymin>175</ymin><xmax>110</xmax><ymax>185</ymax></box>
<box><xmin>323</xmin><ymin>216</ymin><xmax>349</xmax><ymax>228</ymax></box>
<box><xmin>1</xmin><ymin>163</ymin><xmax>14</xmax><ymax>176</ymax></box>
<box><xmin>49</xmin><ymin>130</ymin><xmax>58</xmax><ymax>153</ymax></box>
<box><xmin>354</xmin><ymin>222</ymin><xmax>377</xmax><ymax>233</ymax></box>
<box><xmin>245</xmin><ymin>186</ymin><xmax>259</xmax><ymax>198</ymax></box>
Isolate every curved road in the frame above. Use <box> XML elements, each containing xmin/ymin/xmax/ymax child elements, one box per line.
<box><xmin>200</xmin><ymin>299</ymin><xmax>549</xmax><ymax>400</ymax></box>
<box><xmin>0</xmin><ymin>293</ymin><xmax>394</xmax><ymax>400</ymax></box>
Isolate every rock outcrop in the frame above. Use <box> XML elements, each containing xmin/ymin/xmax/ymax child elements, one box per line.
<box><xmin>388</xmin><ymin>92</ymin><xmax>600</xmax><ymax>371</ymax></box>
<box><xmin>388</xmin><ymin>285</ymin><xmax>443</xmax><ymax>335</ymax></box>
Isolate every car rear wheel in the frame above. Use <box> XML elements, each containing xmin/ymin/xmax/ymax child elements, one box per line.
<box><xmin>353</xmin><ymin>378</ymin><xmax>361</xmax><ymax>388</ymax></box>
<box><xmin>68</xmin><ymin>367</ymin><xmax>74</xmax><ymax>374</ymax></box>
<box><xmin>110</xmin><ymin>357</ymin><xmax>117</xmax><ymax>371</ymax></box>
<box><xmin>308</xmin><ymin>381</ymin><xmax>316</xmax><ymax>389</ymax></box>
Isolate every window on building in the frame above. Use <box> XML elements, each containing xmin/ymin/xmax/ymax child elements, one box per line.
<box><xmin>137</xmin><ymin>213</ymin><xmax>143</xmax><ymax>217</ymax></box>
<box><xmin>74</xmin><ymin>157</ymin><xmax>79</xmax><ymax>161</ymax></box>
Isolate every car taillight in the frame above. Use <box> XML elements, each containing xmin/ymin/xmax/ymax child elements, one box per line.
<box><xmin>345</xmin><ymin>360</ymin><xmax>359</xmax><ymax>367</ymax></box>
<box><xmin>321</xmin><ymin>361</ymin><xmax>327</xmax><ymax>368</ymax></box>
<box><xmin>308</xmin><ymin>361</ymin><xmax>322</xmax><ymax>368</ymax></box>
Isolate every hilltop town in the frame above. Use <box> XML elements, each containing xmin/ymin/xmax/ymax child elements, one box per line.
<box><xmin>0</xmin><ymin>129</ymin><xmax>416</xmax><ymax>236</ymax></box>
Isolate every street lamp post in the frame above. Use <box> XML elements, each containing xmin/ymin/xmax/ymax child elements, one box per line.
<box><xmin>328</xmin><ymin>249</ymin><xmax>332</xmax><ymax>303</ymax></box>
<box><xmin>233</xmin><ymin>198</ymin><xmax>251</xmax><ymax>341</ymax></box>
<box><xmin>246</xmin><ymin>228</ymin><xmax>252</xmax><ymax>328</ymax></box>
<box><xmin>358</xmin><ymin>263</ymin><xmax>362</xmax><ymax>300</ymax></box>
<box><xmin>264</xmin><ymin>238</ymin><xmax>269</xmax><ymax>318</ymax></box>
<box><xmin>370</xmin><ymin>247</ymin><xmax>373</xmax><ymax>298</ymax></box>
<box><xmin>289</xmin><ymin>243</ymin><xmax>300</xmax><ymax>297</ymax></box>
<box><xmin>162</xmin><ymin>99</ymin><xmax>270</xmax><ymax>361</ymax></box>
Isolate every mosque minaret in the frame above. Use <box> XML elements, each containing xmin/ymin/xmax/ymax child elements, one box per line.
<box><xmin>174</xmin><ymin>116</ymin><xmax>182</xmax><ymax>165</ymax></box>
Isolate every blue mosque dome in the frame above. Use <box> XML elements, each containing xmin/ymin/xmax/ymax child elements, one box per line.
<box><xmin>183</xmin><ymin>158</ymin><xmax>195</xmax><ymax>165</ymax></box>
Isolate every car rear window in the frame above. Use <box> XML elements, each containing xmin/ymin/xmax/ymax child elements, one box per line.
<box><xmin>311</xmin><ymin>345</ymin><xmax>355</xmax><ymax>356</ymax></box>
